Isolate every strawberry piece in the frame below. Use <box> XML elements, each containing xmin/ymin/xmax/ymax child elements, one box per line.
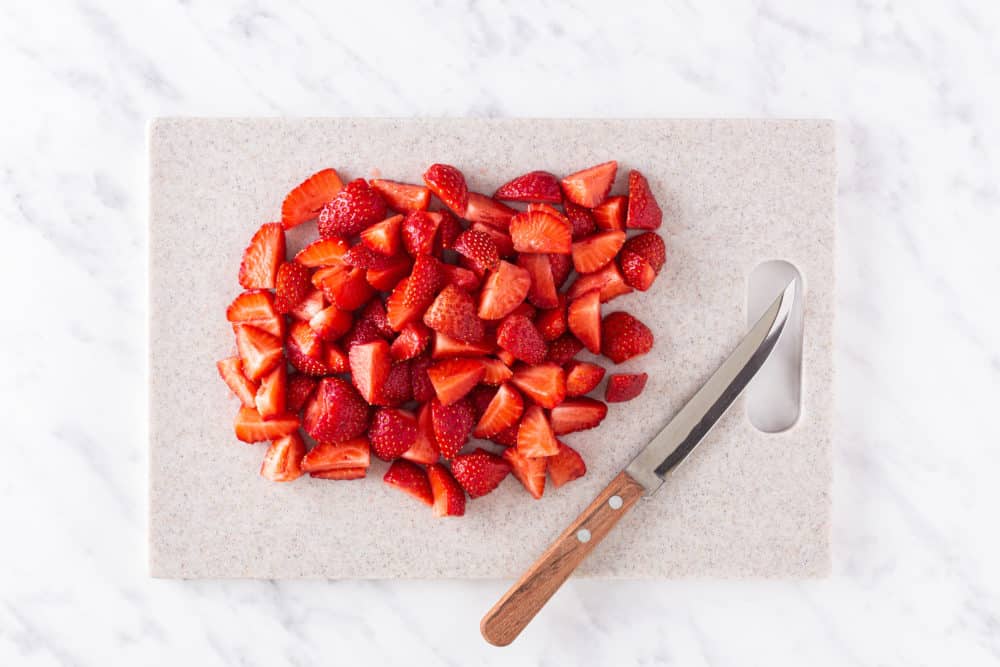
<box><xmin>371</xmin><ymin>179</ymin><xmax>430</xmax><ymax>213</ymax></box>
<box><xmin>423</xmin><ymin>163</ymin><xmax>469</xmax><ymax>215</ymax></box>
<box><xmin>431</xmin><ymin>331</ymin><xmax>495</xmax><ymax>359</ymax></box>
<box><xmin>227</xmin><ymin>290</ymin><xmax>283</xmax><ymax>338</ymax></box>
<box><xmin>310</xmin><ymin>468</ymin><xmax>367</xmax><ymax>480</ymax></box>
<box><xmin>290</xmin><ymin>289</ymin><xmax>326</xmax><ymax>322</ymax></box>
<box><xmin>509</xmin><ymin>302</ymin><xmax>538</xmax><ymax>320</ymax></box>
<box><xmin>571</xmin><ymin>231</ymin><xmax>626</xmax><ymax>274</ymax></box>
<box><xmin>464</xmin><ymin>193</ymin><xmax>517</xmax><ymax>229</ymax></box>
<box><xmin>302</xmin><ymin>377</ymin><xmax>370</xmax><ymax>443</ymax></box>
<box><xmin>410</xmin><ymin>355</ymin><xmax>435</xmax><ymax>402</ymax></box>
<box><xmin>592</xmin><ymin>195</ymin><xmax>627</xmax><ymax>231</ymax></box>
<box><xmin>294</xmin><ymin>237</ymin><xmax>349</xmax><ymax>267</ymax></box>
<box><xmin>518</xmin><ymin>253</ymin><xmax>558</xmax><ymax>309</ymax></box>
<box><xmin>535</xmin><ymin>298</ymin><xmax>567</xmax><ymax>341</ymax></box>
<box><xmin>385</xmin><ymin>278</ymin><xmax>421</xmax><ymax>332</ymax></box>
<box><xmin>470</xmin><ymin>222</ymin><xmax>515</xmax><ymax>258</ymax></box>
<box><xmin>318</xmin><ymin>178</ymin><xmax>387</xmax><ymax>238</ymax></box>
<box><xmin>369</xmin><ymin>408</ymin><xmax>418</xmax><ymax>460</ymax></box>
<box><xmin>423</xmin><ymin>284</ymin><xmax>485</xmax><ymax>343</ymax></box>
<box><xmin>451</xmin><ymin>448</ymin><xmax>511</xmax><ymax>498</ymax></box>
<box><xmin>286</xmin><ymin>373</ymin><xmax>318</xmax><ymax>413</ymax></box>
<box><xmin>390</xmin><ymin>321</ymin><xmax>431</xmax><ymax>360</ymax></box>
<box><xmin>626</xmin><ymin>170</ymin><xmax>662</xmax><ymax>230</ymax></box>
<box><xmin>503</xmin><ymin>446</ymin><xmax>546</xmax><ymax>499</ymax></box>
<box><xmin>255</xmin><ymin>363</ymin><xmax>287</xmax><ymax>419</ymax></box>
<box><xmin>516</xmin><ymin>405</ymin><xmax>558</xmax><ymax>457</ymax></box>
<box><xmin>564</xmin><ymin>361</ymin><xmax>606</xmax><ymax>397</ymax></box>
<box><xmin>239</xmin><ymin>223</ymin><xmax>286</xmax><ymax>289</ymax></box>
<box><xmin>473</xmin><ymin>383</ymin><xmax>524</xmax><ymax>438</ymax></box>
<box><xmin>386</xmin><ymin>254</ymin><xmax>444</xmax><ymax>330</ymax></box>
<box><xmin>301</xmin><ymin>437</ymin><xmax>371</xmax><ymax>473</ymax></box>
<box><xmin>288</xmin><ymin>319</ymin><xmax>324</xmax><ymax>357</ymax></box>
<box><xmin>234</xmin><ymin>406</ymin><xmax>298</xmax><ymax>443</ymax></box>
<box><xmin>432</xmin><ymin>210</ymin><xmax>464</xmax><ymax>252</ymax></box>
<box><xmin>453</xmin><ymin>230</ymin><xmax>500</xmax><ymax>273</ymax></box>
<box><xmin>216</xmin><ymin>357</ymin><xmax>258</xmax><ymax>408</ymax></box>
<box><xmin>509</xmin><ymin>208</ymin><xmax>572</xmax><ymax>254</ymax></box>
<box><xmin>349</xmin><ymin>339</ymin><xmax>391</xmax><ymax>404</ymax></box>
<box><xmin>602</xmin><ymin>312</ymin><xmax>654</xmax><ymax>363</ymax></box>
<box><xmin>360</xmin><ymin>299</ymin><xmax>394</xmax><ymax>338</ymax></box>
<box><xmin>481</xmin><ymin>358</ymin><xmax>513</xmax><ymax>386</ymax></box>
<box><xmin>309</xmin><ymin>305</ymin><xmax>352</xmax><ymax>342</ymax></box>
<box><xmin>496</xmin><ymin>348</ymin><xmax>517</xmax><ymax>368</ymax></box>
<box><xmin>430</xmin><ymin>397</ymin><xmax>475</xmax><ymax>459</ymax></box>
<box><xmin>563</xmin><ymin>201</ymin><xmax>597</xmax><ymax>239</ymax></box>
<box><xmin>287</xmin><ymin>346</ymin><xmax>332</xmax><ymax>377</ymax></box>
<box><xmin>561</xmin><ymin>161</ymin><xmax>618</xmax><ymax>208</ymax></box>
<box><xmin>548</xmin><ymin>441</ymin><xmax>587</xmax><ymax>487</ymax></box>
<box><xmin>490</xmin><ymin>423</ymin><xmax>520</xmax><ymax>447</ymax></box>
<box><xmin>343</xmin><ymin>244</ymin><xmax>405</xmax><ymax>270</ymax></box>
<box><xmin>427</xmin><ymin>463</ymin><xmax>466</xmax><ymax>517</ymax></box>
<box><xmin>549</xmin><ymin>255</ymin><xmax>572</xmax><ymax>290</ymax></box>
<box><xmin>359</xmin><ymin>214</ymin><xmax>403</xmax><ymax>256</ymax></box>
<box><xmin>427</xmin><ymin>358</ymin><xmax>486</xmax><ymax>405</ymax></box>
<box><xmin>273</xmin><ymin>261</ymin><xmax>311</xmax><ymax>314</ymax></box>
<box><xmin>341</xmin><ymin>315</ymin><xmax>383</xmax><ymax>350</ymax></box>
<box><xmin>510</xmin><ymin>362</ymin><xmax>566</xmax><ymax>408</ymax></box>
<box><xmin>401</xmin><ymin>211</ymin><xmax>441</xmax><ymax>257</ymax></box>
<box><xmin>402</xmin><ymin>403</ymin><xmax>439</xmax><ymax>465</ymax></box>
<box><xmin>606</xmin><ymin>373</ymin><xmax>649</xmax><ymax>402</ymax></box>
<box><xmin>281</xmin><ymin>168</ymin><xmax>344</xmax><ymax>229</ymax></box>
<box><xmin>469</xmin><ymin>385</ymin><xmax>498</xmax><ymax>420</ymax></box>
<box><xmin>494</xmin><ymin>170</ymin><xmax>562</xmax><ymax>203</ymax></box>
<box><xmin>546</xmin><ymin>333</ymin><xmax>584</xmax><ymax>365</ymax></box>
<box><xmin>549</xmin><ymin>397</ymin><xmax>607</xmax><ymax>435</ymax></box>
<box><xmin>440</xmin><ymin>264</ymin><xmax>481</xmax><ymax>292</ymax></box>
<box><xmin>383</xmin><ymin>459</ymin><xmax>433</xmax><ymax>505</ymax></box>
<box><xmin>567</xmin><ymin>289</ymin><xmax>602</xmax><ymax>354</ymax></box>
<box><xmin>325</xmin><ymin>344</ymin><xmax>349</xmax><ymax>373</ymax></box>
<box><xmin>314</xmin><ymin>264</ymin><xmax>375</xmax><ymax>311</ymax></box>
<box><xmin>566</xmin><ymin>261</ymin><xmax>633</xmax><ymax>303</ymax></box>
<box><xmin>259</xmin><ymin>431</ymin><xmax>307</xmax><ymax>482</ymax></box>
<box><xmin>619</xmin><ymin>232</ymin><xmax>666</xmax><ymax>291</ymax></box>
<box><xmin>234</xmin><ymin>324</ymin><xmax>283</xmax><ymax>381</ymax></box>
<box><xmin>478</xmin><ymin>260</ymin><xmax>531</xmax><ymax>320</ymax></box>
<box><xmin>366</xmin><ymin>256</ymin><xmax>413</xmax><ymax>291</ymax></box>
<box><xmin>496</xmin><ymin>314</ymin><xmax>547</xmax><ymax>365</ymax></box>
<box><xmin>376</xmin><ymin>360</ymin><xmax>412</xmax><ymax>406</ymax></box>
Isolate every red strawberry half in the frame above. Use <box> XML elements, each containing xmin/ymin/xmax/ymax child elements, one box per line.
<box><xmin>423</xmin><ymin>163</ymin><xmax>469</xmax><ymax>215</ymax></box>
<box><xmin>503</xmin><ymin>447</ymin><xmax>546</xmax><ymax>499</ymax></box>
<box><xmin>260</xmin><ymin>431</ymin><xmax>307</xmax><ymax>482</ymax></box>
<box><xmin>516</xmin><ymin>405</ymin><xmax>558</xmax><ymax>458</ymax></box>
<box><xmin>451</xmin><ymin>448</ymin><xmax>511</xmax><ymax>498</ymax></box>
<box><xmin>319</xmin><ymin>179</ymin><xmax>387</xmax><ymax>238</ymax></box>
<box><xmin>302</xmin><ymin>377</ymin><xmax>370</xmax><ymax>443</ymax></box>
<box><xmin>549</xmin><ymin>397</ymin><xmax>607</xmax><ymax>435</ymax></box>
<box><xmin>234</xmin><ymin>406</ymin><xmax>298</xmax><ymax>443</ymax></box>
<box><xmin>427</xmin><ymin>357</ymin><xmax>486</xmax><ymax>405</ymax></box>
<box><xmin>423</xmin><ymin>284</ymin><xmax>484</xmax><ymax>343</ymax></box>
<box><xmin>510</xmin><ymin>362</ymin><xmax>566</xmax><ymax>408</ymax></box>
<box><xmin>383</xmin><ymin>460</ymin><xmax>433</xmax><ymax>506</ymax></box>
<box><xmin>606</xmin><ymin>373</ymin><xmax>648</xmax><ymax>403</ymax></box>
<box><xmin>592</xmin><ymin>195</ymin><xmax>627</xmax><ymax>231</ymax></box>
<box><xmin>464</xmin><ymin>193</ymin><xmax>516</xmax><ymax>229</ymax></box>
<box><xmin>473</xmin><ymin>383</ymin><xmax>525</xmax><ymax>438</ymax></box>
<box><xmin>371</xmin><ymin>179</ymin><xmax>430</xmax><ymax>213</ymax></box>
<box><xmin>601</xmin><ymin>311</ymin><xmax>654</xmax><ymax>363</ymax></box>
<box><xmin>561</xmin><ymin>161</ymin><xmax>617</xmax><ymax>208</ymax></box>
<box><xmin>282</xmin><ymin>168</ymin><xmax>344</xmax><ymax>229</ymax></box>
<box><xmin>216</xmin><ymin>357</ymin><xmax>258</xmax><ymax>408</ymax></box>
<box><xmin>567</xmin><ymin>289</ymin><xmax>602</xmax><ymax>354</ymax></box>
<box><xmin>494</xmin><ymin>170</ymin><xmax>562</xmax><ymax>203</ymax></box>
<box><xmin>369</xmin><ymin>408</ymin><xmax>418</xmax><ymax>460</ymax></box>
<box><xmin>478</xmin><ymin>260</ymin><xmax>531</xmax><ymax>320</ymax></box>
<box><xmin>497</xmin><ymin>314</ymin><xmax>547</xmax><ymax>365</ymax></box>
<box><xmin>427</xmin><ymin>463</ymin><xmax>466</xmax><ymax>517</ymax></box>
<box><xmin>239</xmin><ymin>223</ymin><xmax>286</xmax><ymax>289</ymax></box>
<box><xmin>625</xmin><ymin>170</ymin><xmax>662</xmax><ymax>230</ymax></box>
<box><xmin>301</xmin><ymin>437</ymin><xmax>371</xmax><ymax>473</ymax></box>
<box><xmin>619</xmin><ymin>231</ymin><xmax>666</xmax><ymax>291</ymax></box>
<box><xmin>548</xmin><ymin>441</ymin><xmax>586</xmax><ymax>487</ymax></box>
<box><xmin>430</xmin><ymin>397</ymin><xmax>475</xmax><ymax>459</ymax></box>
<box><xmin>509</xmin><ymin>208</ymin><xmax>572</xmax><ymax>255</ymax></box>
<box><xmin>571</xmin><ymin>231</ymin><xmax>626</xmax><ymax>274</ymax></box>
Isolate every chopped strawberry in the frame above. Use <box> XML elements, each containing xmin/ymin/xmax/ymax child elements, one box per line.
<box><xmin>294</xmin><ymin>237</ymin><xmax>349</xmax><ymax>267</ymax></box>
<box><xmin>402</xmin><ymin>402</ymin><xmax>439</xmax><ymax>465</ymax></box>
<box><xmin>288</xmin><ymin>319</ymin><xmax>324</xmax><ymax>357</ymax></box>
<box><xmin>234</xmin><ymin>406</ymin><xmax>299</xmax><ymax>443</ymax></box>
<box><xmin>469</xmin><ymin>385</ymin><xmax>498</xmax><ymax>420</ymax></box>
<box><xmin>310</xmin><ymin>468</ymin><xmax>367</xmax><ymax>480</ymax></box>
<box><xmin>318</xmin><ymin>178</ymin><xmax>387</xmax><ymax>238</ymax></box>
<box><xmin>259</xmin><ymin>431</ymin><xmax>307</xmax><ymax>482</ymax></box>
<box><xmin>366</xmin><ymin>255</ymin><xmax>412</xmax><ymax>291</ymax></box>
<box><xmin>309</xmin><ymin>305</ymin><xmax>352</xmax><ymax>342</ymax></box>
<box><xmin>566</xmin><ymin>261</ymin><xmax>633</xmax><ymax>302</ymax></box>
<box><xmin>473</xmin><ymin>383</ymin><xmax>524</xmax><ymax>438</ymax></box>
<box><xmin>571</xmin><ymin>231</ymin><xmax>626</xmax><ymax>274</ymax></box>
<box><xmin>560</xmin><ymin>161</ymin><xmax>618</xmax><ymax>208</ymax></box>
<box><xmin>234</xmin><ymin>324</ymin><xmax>283</xmax><ymax>381</ymax></box>
<box><xmin>216</xmin><ymin>357</ymin><xmax>258</xmax><ymax>407</ymax></box>
<box><xmin>427</xmin><ymin>463</ymin><xmax>466</xmax><ymax>517</ymax></box>
<box><xmin>549</xmin><ymin>397</ymin><xmax>608</xmax><ymax>435</ymax></box>
<box><xmin>325</xmin><ymin>344</ymin><xmax>349</xmax><ymax>373</ymax></box>
<box><xmin>290</xmin><ymin>289</ymin><xmax>326</xmax><ymax>322</ymax></box>
<box><xmin>470</xmin><ymin>222</ymin><xmax>515</xmax><ymax>258</ymax></box>
<box><xmin>371</xmin><ymin>179</ymin><xmax>430</xmax><ymax>213</ymax></box>
<box><xmin>509</xmin><ymin>208</ymin><xmax>572</xmax><ymax>254</ymax></box>
<box><xmin>349</xmin><ymin>339</ymin><xmax>391</xmax><ymax>404</ymax></box>
<box><xmin>510</xmin><ymin>362</ymin><xmax>566</xmax><ymax>408</ymax></box>
<box><xmin>619</xmin><ymin>232</ymin><xmax>666</xmax><ymax>291</ymax></box>
<box><xmin>494</xmin><ymin>170</ymin><xmax>563</xmax><ymax>203</ymax></box>
<box><xmin>302</xmin><ymin>377</ymin><xmax>371</xmax><ymax>443</ymax></box>
<box><xmin>592</xmin><ymin>195</ymin><xmax>627</xmax><ymax>231</ymax></box>
<box><xmin>548</xmin><ymin>441</ymin><xmax>587</xmax><ymax>487</ymax></box>
<box><xmin>516</xmin><ymin>405</ymin><xmax>558</xmax><ymax>457</ymax></box>
<box><xmin>464</xmin><ymin>193</ymin><xmax>517</xmax><ymax>229</ymax></box>
<box><xmin>503</xmin><ymin>446</ymin><xmax>546</xmax><ymax>499</ymax></box>
<box><xmin>273</xmin><ymin>261</ymin><xmax>311</xmax><ymax>314</ymax></box>
<box><xmin>606</xmin><ymin>373</ymin><xmax>649</xmax><ymax>402</ymax></box>
<box><xmin>383</xmin><ymin>460</ymin><xmax>433</xmax><ymax>505</ymax></box>
<box><xmin>410</xmin><ymin>355</ymin><xmax>435</xmax><ymax>402</ymax></box>
<box><xmin>361</xmin><ymin>299</ymin><xmax>394</xmax><ymax>338</ymax></box>
<box><xmin>564</xmin><ymin>360</ymin><xmax>606</xmax><ymax>397</ymax></box>
<box><xmin>341</xmin><ymin>315</ymin><xmax>383</xmax><ymax>350</ymax></box>
<box><xmin>238</xmin><ymin>223</ymin><xmax>286</xmax><ymax>289</ymax></box>
<box><xmin>431</xmin><ymin>331</ymin><xmax>495</xmax><ymax>358</ymax></box>
<box><xmin>549</xmin><ymin>253</ymin><xmax>572</xmax><ymax>289</ymax></box>
<box><xmin>314</xmin><ymin>264</ymin><xmax>375</xmax><ymax>311</ymax></box>
<box><xmin>478</xmin><ymin>260</ymin><xmax>531</xmax><ymax>320</ymax></box>
<box><xmin>451</xmin><ymin>448</ymin><xmax>511</xmax><ymax>498</ymax></box>
<box><xmin>496</xmin><ymin>348</ymin><xmax>517</xmax><ymax>368</ymax></box>
<box><xmin>432</xmin><ymin>210</ymin><xmax>464</xmax><ymax>252</ymax></box>
<box><xmin>626</xmin><ymin>170</ymin><xmax>662</xmax><ymax>230</ymax></box>
<box><xmin>423</xmin><ymin>284</ymin><xmax>485</xmax><ymax>343</ymax></box>
<box><xmin>496</xmin><ymin>314</ymin><xmax>547</xmax><ymax>365</ymax></box>
<box><xmin>343</xmin><ymin>243</ymin><xmax>405</xmax><ymax>270</ymax></box>
<box><xmin>423</xmin><ymin>163</ymin><xmax>469</xmax><ymax>215</ymax></box>
<box><xmin>281</xmin><ymin>168</ymin><xmax>344</xmax><ymax>229</ymax></box>
<box><xmin>481</xmin><ymin>358</ymin><xmax>513</xmax><ymax>386</ymax></box>
<box><xmin>287</xmin><ymin>345</ymin><xmax>332</xmax><ymax>377</ymax></box>
<box><xmin>369</xmin><ymin>408</ymin><xmax>418</xmax><ymax>460</ymax></box>
<box><xmin>453</xmin><ymin>229</ymin><xmax>500</xmax><ymax>273</ymax></box>
<box><xmin>401</xmin><ymin>210</ymin><xmax>441</xmax><ymax>256</ymax></box>
<box><xmin>490</xmin><ymin>423</ymin><xmax>520</xmax><ymax>447</ymax></box>
<box><xmin>358</xmin><ymin>214</ymin><xmax>403</xmax><ymax>256</ymax></box>
<box><xmin>602</xmin><ymin>311</ymin><xmax>654</xmax><ymax>363</ymax></box>
<box><xmin>376</xmin><ymin>360</ymin><xmax>412</xmax><ymax>406</ymax></box>
<box><xmin>387</xmin><ymin>254</ymin><xmax>443</xmax><ymax>330</ymax></box>
<box><xmin>567</xmin><ymin>289</ymin><xmax>602</xmax><ymax>354</ymax></box>
<box><xmin>535</xmin><ymin>298</ymin><xmax>567</xmax><ymax>341</ymax></box>
<box><xmin>546</xmin><ymin>333</ymin><xmax>584</xmax><ymax>365</ymax></box>
<box><xmin>227</xmin><ymin>290</ymin><xmax>283</xmax><ymax>338</ymax></box>
<box><xmin>301</xmin><ymin>437</ymin><xmax>371</xmax><ymax>473</ymax></box>
<box><xmin>517</xmin><ymin>253</ymin><xmax>558</xmax><ymax>309</ymax></box>
<box><xmin>440</xmin><ymin>264</ymin><xmax>481</xmax><ymax>292</ymax></box>
<box><xmin>563</xmin><ymin>201</ymin><xmax>598</xmax><ymax>239</ymax></box>
<box><xmin>430</xmin><ymin>397</ymin><xmax>475</xmax><ymax>459</ymax></box>
<box><xmin>255</xmin><ymin>363</ymin><xmax>287</xmax><ymax>419</ymax></box>
<box><xmin>286</xmin><ymin>373</ymin><xmax>318</xmax><ymax>413</ymax></box>
<box><xmin>509</xmin><ymin>302</ymin><xmax>538</xmax><ymax>320</ymax></box>
<box><xmin>427</xmin><ymin>358</ymin><xmax>486</xmax><ymax>405</ymax></box>
<box><xmin>390</xmin><ymin>321</ymin><xmax>431</xmax><ymax>360</ymax></box>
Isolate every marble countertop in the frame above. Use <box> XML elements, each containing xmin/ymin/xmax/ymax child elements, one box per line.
<box><xmin>2</xmin><ymin>2</ymin><xmax>998</xmax><ymax>665</ymax></box>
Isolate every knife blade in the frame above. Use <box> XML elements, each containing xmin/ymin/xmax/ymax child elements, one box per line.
<box><xmin>481</xmin><ymin>279</ymin><xmax>797</xmax><ymax>646</ymax></box>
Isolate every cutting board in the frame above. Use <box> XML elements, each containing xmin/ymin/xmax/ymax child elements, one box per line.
<box><xmin>148</xmin><ymin>118</ymin><xmax>834</xmax><ymax>579</ymax></box>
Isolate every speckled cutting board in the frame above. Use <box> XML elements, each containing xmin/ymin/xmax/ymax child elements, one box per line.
<box><xmin>148</xmin><ymin>118</ymin><xmax>834</xmax><ymax>579</ymax></box>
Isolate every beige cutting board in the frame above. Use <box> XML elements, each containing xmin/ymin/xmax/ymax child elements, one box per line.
<box><xmin>148</xmin><ymin>118</ymin><xmax>834</xmax><ymax>579</ymax></box>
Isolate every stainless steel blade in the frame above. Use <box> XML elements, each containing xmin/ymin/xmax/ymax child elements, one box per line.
<box><xmin>624</xmin><ymin>279</ymin><xmax>797</xmax><ymax>493</ymax></box>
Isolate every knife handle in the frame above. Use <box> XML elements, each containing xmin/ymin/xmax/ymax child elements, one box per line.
<box><xmin>480</xmin><ymin>470</ymin><xmax>646</xmax><ymax>646</ymax></box>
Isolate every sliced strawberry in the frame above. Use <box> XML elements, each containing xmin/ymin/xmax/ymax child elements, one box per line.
<box><xmin>470</xmin><ymin>222</ymin><xmax>515</xmax><ymax>258</ymax></box>
<box><xmin>473</xmin><ymin>383</ymin><xmax>524</xmax><ymax>438</ymax></box>
<box><xmin>318</xmin><ymin>178</ymin><xmax>387</xmax><ymax>238</ymax></box>
<box><xmin>255</xmin><ymin>363</ymin><xmax>287</xmax><ymax>419</ymax></box>
<box><xmin>619</xmin><ymin>232</ymin><xmax>666</xmax><ymax>291</ymax></box>
<box><xmin>546</xmin><ymin>333</ymin><xmax>584</xmax><ymax>365</ymax></box>
<box><xmin>602</xmin><ymin>311</ymin><xmax>654</xmax><ymax>363</ymax></box>
<box><xmin>358</xmin><ymin>214</ymin><xmax>403</xmax><ymax>256</ymax></box>
<box><xmin>401</xmin><ymin>210</ymin><xmax>441</xmax><ymax>256</ymax></box>
<box><xmin>548</xmin><ymin>441</ymin><xmax>587</xmax><ymax>487</ymax></box>
<box><xmin>453</xmin><ymin>229</ymin><xmax>500</xmax><ymax>273</ymax></box>
<box><xmin>469</xmin><ymin>385</ymin><xmax>498</xmax><ymax>420</ymax></box>
<box><xmin>310</xmin><ymin>468</ymin><xmax>367</xmax><ymax>480</ymax></box>
<box><xmin>309</xmin><ymin>305</ymin><xmax>352</xmax><ymax>342</ymax></box>
<box><xmin>314</xmin><ymin>264</ymin><xmax>375</xmax><ymax>311</ymax></box>
<box><xmin>490</xmin><ymin>423</ymin><xmax>520</xmax><ymax>447</ymax></box>
<box><xmin>563</xmin><ymin>200</ymin><xmax>598</xmax><ymax>239</ymax></box>
<box><xmin>361</xmin><ymin>299</ymin><xmax>394</xmax><ymax>337</ymax></box>
<box><xmin>571</xmin><ymin>231</ymin><xmax>626</xmax><ymax>274</ymax></box>
<box><xmin>234</xmin><ymin>324</ymin><xmax>283</xmax><ymax>381</ymax></box>
<box><xmin>478</xmin><ymin>260</ymin><xmax>531</xmax><ymax>320</ymax></box>
<box><xmin>549</xmin><ymin>397</ymin><xmax>607</xmax><ymax>435</ymax></box>
<box><xmin>369</xmin><ymin>408</ymin><xmax>418</xmax><ymax>460</ymax></box>
<box><xmin>565</xmin><ymin>360</ymin><xmax>606</xmax><ymax>397</ymax></box>
<box><xmin>385</xmin><ymin>278</ymin><xmax>421</xmax><ymax>332</ymax></box>
<box><xmin>216</xmin><ymin>357</ymin><xmax>258</xmax><ymax>407</ymax></box>
<box><xmin>423</xmin><ymin>284</ymin><xmax>484</xmax><ymax>343</ymax></box>
<box><xmin>301</xmin><ymin>437</ymin><xmax>371</xmax><ymax>473</ymax></box>
<box><xmin>432</xmin><ymin>210</ymin><xmax>464</xmax><ymax>252</ymax></box>
<box><xmin>431</xmin><ymin>331</ymin><xmax>495</xmax><ymax>359</ymax></box>
<box><xmin>427</xmin><ymin>358</ymin><xmax>486</xmax><ymax>405</ymax></box>
<box><xmin>349</xmin><ymin>339</ymin><xmax>391</xmax><ymax>404</ymax></box>
<box><xmin>302</xmin><ymin>377</ymin><xmax>370</xmax><ymax>443</ymax></box>
<box><xmin>509</xmin><ymin>302</ymin><xmax>538</xmax><ymax>320</ymax></box>
<box><xmin>430</xmin><ymin>397</ymin><xmax>475</xmax><ymax>459</ymax></box>
<box><xmin>259</xmin><ymin>431</ymin><xmax>307</xmax><ymax>482</ymax></box>
<box><xmin>566</xmin><ymin>261</ymin><xmax>633</xmax><ymax>302</ymax></box>
<box><xmin>440</xmin><ymin>264</ymin><xmax>481</xmax><ymax>292</ymax></box>
<box><xmin>494</xmin><ymin>170</ymin><xmax>562</xmax><ymax>203</ymax></box>
<box><xmin>503</xmin><ymin>446</ymin><xmax>546</xmax><ymax>499</ymax></box>
<box><xmin>606</xmin><ymin>373</ymin><xmax>649</xmax><ymax>402</ymax></box>
<box><xmin>290</xmin><ymin>289</ymin><xmax>326</xmax><ymax>322</ymax></box>
<box><xmin>496</xmin><ymin>314</ymin><xmax>547</xmax><ymax>365</ymax></box>
<box><xmin>295</xmin><ymin>237</ymin><xmax>349</xmax><ymax>267</ymax></box>
<box><xmin>387</xmin><ymin>254</ymin><xmax>443</xmax><ymax>330</ymax></box>
<box><xmin>516</xmin><ymin>405</ymin><xmax>558</xmax><ymax>457</ymax></box>
<box><xmin>427</xmin><ymin>463</ymin><xmax>466</xmax><ymax>517</ymax></box>
<box><xmin>410</xmin><ymin>355</ymin><xmax>435</xmax><ymax>402</ymax></box>
<box><xmin>592</xmin><ymin>195</ymin><xmax>627</xmax><ymax>231</ymax></box>
<box><xmin>402</xmin><ymin>403</ymin><xmax>439</xmax><ymax>465</ymax></box>
<box><xmin>325</xmin><ymin>344</ymin><xmax>349</xmax><ymax>373</ymax></box>
<box><xmin>234</xmin><ymin>406</ymin><xmax>298</xmax><ymax>443</ymax></box>
<box><xmin>366</xmin><ymin>255</ymin><xmax>413</xmax><ymax>291</ymax></box>
<box><xmin>371</xmin><ymin>179</ymin><xmax>430</xmax><ymax>213</ymax></box>
<box><xmin>535</xmin><ymin>298</ymin><xmax>567</xmax><ymax>341</ymax></box>
<box><xmin>549</xmin><ymin>254</ymin><xmax>572</xmax><ymax>290</ymax></box>
<box><xmin>287</xmin><ymin>345</ymin><xmax>332</xmax><ymax>377</ymax></box>
<box><xmin>517</xmin><ymin>253</ymin><xmax>558</xmax><ymax>309</ymax></box>
<box><xmin>376</xmin><ymin>360</ymin><xmax>412</xmax><ymax>406</ymax></box>
<box><xmin>567</xmin><ymin>289</ymin><xmax>601</xmax><ymax>354</ymax></box>
<box><xmin>226</xmin><ymin>290</ymin><xmax>283</xmax><ymax>338</ymax></box>
<box><xmin>423</xmin><ymin>163</ymin><xmax>469</xmax><ymax>215</ymax></box>
<box><xmin>288</xmin><ymin>319</ymin><xmax>324</xmax><ymax>357</ymax></box>
<box><xmin>626</xmin><ymin>170</ymin><xmax>662</xmax><ymax>230</ymax></box>
<box><xmin>383</xmin><ymin>459</ymin><xmax>433</xmax><ymax>505</ymax></box>
<box><xmin>451</xmin><ymin>448</ymin><xmax>511</xmax><ymax>498</ymax></box>
<box><xmin>509</xmin><ymin>208</ymin><xmax>572</xmax><ymax>254</ymax></box>
<box><xmin>390</xmin><ymin>321</ymin><xmax>431</xmax><ymax>361</ymax></box>
<box><xmin>286</xmin><ymin>374</ymin><xmax>318</xmax><ymax>413</ymax></box>
<box><xmin>561</xmin><ymin>160</ymin><xmax>618</xmax><ymax>208</ymax></box>
<box><xmin>496</xmin><ymin>348</ymin><xmax>517</xmax><ymax>368</ymax></box>
<box><xmin>281</xmin><ymin>168</ymin><xmax>344</xmax><ymax>229</ymax></box>
<box><xmin>464</xmin><ymin>192</ymin><xmax>517</xmax><ymax>229</ymax></box>
<box><xmin>273</xmin><ymin>261</ymin><xmax>311</xmax><ymax>314</ymax></box>
<box><xmin>341</xmin><ymin>315</ymin><xmax>383</xmax><ymax>350</ymax></box>
<box><xmin>481</xmin><ymin>358</ymin><xmax>513</xmax><ymax>386</ymax></box>
<box><xmin>510</xmin><ymin>362</ymin><xmax>566</xmax><ymax>408</ymax></box>
<box><xmin>343</xmin><ymin>243</ymin><xmax>406</xmax><ymax>270</ymax></box>
<box><xmin>239</xmin><ymin>222</ymin><xmax>286</xmax><ymax>289</ymax></box>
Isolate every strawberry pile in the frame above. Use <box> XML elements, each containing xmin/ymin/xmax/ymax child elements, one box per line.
<box><xmin>217</xmin><ymin>162</ymin><xmax>663</xmax><ymax>516</ymax></box>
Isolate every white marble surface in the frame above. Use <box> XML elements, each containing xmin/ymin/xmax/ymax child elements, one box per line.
<box><xmin>1</xmin><ymin>1</ymin><xmax>998</xmax><ymax>665</ymax></box>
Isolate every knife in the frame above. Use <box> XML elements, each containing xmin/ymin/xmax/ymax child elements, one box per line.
<box><xmin>480</xmin><ymin>279</ymin><xmax>797</xmax><ymax>646</ymax></box>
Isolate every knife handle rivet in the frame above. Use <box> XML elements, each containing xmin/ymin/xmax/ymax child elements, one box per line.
<box><xmin>608</xmin><ymin>495</ymin><xmax>623</xmax><ymax>510</ymax></box>
<box><xmin>576</xmin><ymin>529</ymin><xmax>591</xmax><ymax>543</ymax></box>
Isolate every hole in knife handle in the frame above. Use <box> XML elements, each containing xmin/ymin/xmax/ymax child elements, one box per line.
<box><xmin>746</xmin><ymin>260</ymin><xmax>803</xmax><ymax>433</ymax></box>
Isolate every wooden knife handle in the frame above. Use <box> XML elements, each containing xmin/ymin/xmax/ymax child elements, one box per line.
<box><xmin>480</xmin><ymin>470</ymin><xmax>646</xmax><ymax>646</ymax></box>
